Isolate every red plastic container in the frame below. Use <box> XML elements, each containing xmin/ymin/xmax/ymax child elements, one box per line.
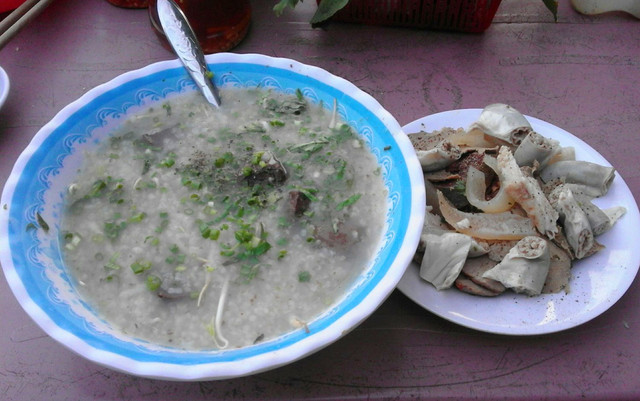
<box><xmin>323</xmin><ymin>0</ymin><xmax>502</xmax><ymax>32</ymax></box>
<box><xmin>1</xmin><ymin>0</ymin><xmax>27</xmax><ymax>14</ymax></box>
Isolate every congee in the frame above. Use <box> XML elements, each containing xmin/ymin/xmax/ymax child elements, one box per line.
<box><xmin>61</xmin><ymin>88</ymin><xmax>388</xmax><ymax>350</ymax></box>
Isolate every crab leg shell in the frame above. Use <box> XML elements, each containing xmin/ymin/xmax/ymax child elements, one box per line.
<box><xmin>437</xmin><ymin>191</ymin><xmax>538</xmax><ymax>240</ymax></box>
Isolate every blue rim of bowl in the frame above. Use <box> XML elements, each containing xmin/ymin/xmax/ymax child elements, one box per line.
<box><xmin>0</xmin><ymin>53</ymin><xmax>425</xmax><ymax>380</ymax></box>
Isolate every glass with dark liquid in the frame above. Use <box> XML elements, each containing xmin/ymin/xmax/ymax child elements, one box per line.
<box><xmin>148</xmin><ymin>0</ymin><xmax>251</xmax><ymax>54</ymax></box>
<box><xmin>106</xmin><ymin>0</ymin><xmax>149</xmax><ymax>8</ymax></box>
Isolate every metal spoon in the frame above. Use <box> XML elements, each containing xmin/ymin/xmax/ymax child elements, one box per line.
<box><xmin>157</xmin><ymin>0</ymin><xmax>221</xmax><ymax>107</ymax></box>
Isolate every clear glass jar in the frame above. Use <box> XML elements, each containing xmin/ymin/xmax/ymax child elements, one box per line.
<box><xmin>148</xmin><ymin>0</ymin><xmax>251</xmax><ymax>54</ymax></box>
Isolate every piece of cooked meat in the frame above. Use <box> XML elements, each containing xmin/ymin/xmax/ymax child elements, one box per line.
<box><xmin>408</xmin><ymin>127</ymin><xmax>465</xmax><ymax>151</ymax></box>
<box><xmin>455</xmin><ymin>276</ymin><xmax>502</xmax><ymax>297</ymax></box>
<box><xmin>541</xmin><ymin>241</ymin><xmax>572</xmax><ymax>294</ymax></box>
<box><xmin>461</xmin><ymin>255</ymin><xmax>506</xmax><ymax>294</ymax></box>
<box><xmin>289</xmin><ymin>190</ymin><xmax>311</xmax><ymax>217</ymax></box>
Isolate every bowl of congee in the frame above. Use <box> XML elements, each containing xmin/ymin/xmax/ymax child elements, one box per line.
<box><xmin>0</xmin><ymin>53</ymin><xmax>425</xmax><ymax>380</ymax></box>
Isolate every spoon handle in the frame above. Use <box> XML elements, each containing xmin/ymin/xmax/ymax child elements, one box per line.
<box><xmin>157</xmin><ymin>0</ymin><xmax>221</xmax><ymax>107</ymax></box>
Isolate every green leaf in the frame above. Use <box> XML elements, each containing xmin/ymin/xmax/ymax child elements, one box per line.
<box><xmin>273</xmin><ymin>0</ymin><xmax>300</xmax><ymax>16</ymax></box>
<box><xmin>542</xmin><ymin>0</ymin><xmax>558</xmax><ymax>21</ymax></box>
<box><xmin>310</xmin><ymin>0</ymin><xmax>350</xmax><ymax>25</ymax></box>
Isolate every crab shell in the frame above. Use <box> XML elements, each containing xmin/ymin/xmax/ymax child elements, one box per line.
<box><xmin>469</xmin><ymin>103</ymin><xmax>533</xmax><ymax>145</ymax></box>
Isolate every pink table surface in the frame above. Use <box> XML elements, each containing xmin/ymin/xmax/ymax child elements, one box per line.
<box><xmin>1</xmin><ymin>0</ymin><xmax>639</xmax><ymax>400</ymax></box>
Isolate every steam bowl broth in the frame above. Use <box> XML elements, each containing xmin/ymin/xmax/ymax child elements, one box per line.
<box><xmin>0</xmin><ymin>54</ymin><xmax>425</xmax><ymax>380</ymax></box>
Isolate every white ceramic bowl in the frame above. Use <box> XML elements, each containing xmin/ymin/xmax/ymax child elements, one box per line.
<box><xmin>0</xmin><ymin>53</ymin><xmax>425</xmax><ymax>380</ymax></box>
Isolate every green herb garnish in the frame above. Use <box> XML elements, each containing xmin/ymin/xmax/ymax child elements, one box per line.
<box><xmin>336</xmin><ymin>193</ymin><xmax>361</xmax><ymax>211</ymax></box>
<box><xmin>36</xmin><ymin>212</ymin><xmax>49</xmax><ymax>232</ymax></box>
<box><xmin>146</xmin><ymin>275</ymin><xmax>162</xmax><ymax>291</ymax></box>
<box><xmin>298</xmin><ymin>271</ymin><xmax>311</xmax><ymax>282</ymax></box>
<box><xmin>131</xmin><ymin>260</ymin><xmax>152</xmax><ymax>274</ymax></box>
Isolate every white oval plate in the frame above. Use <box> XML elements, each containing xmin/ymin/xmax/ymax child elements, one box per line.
<box><xmin>397</xmin><ymin>109</ymin><xmax>640</xmax><ymax>335</ymax></box>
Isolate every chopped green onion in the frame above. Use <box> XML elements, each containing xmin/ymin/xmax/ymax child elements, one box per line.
<box><xmin>146</xmin><ymin>275</ymin><xmax>162</xmax><ymax>291</ymax></box>
<box><xmin>130</xmin><ymin>260</ymin><xmax>152</xmax><ymax>274</ymax></box>
<box><xmin>35</xmin><ymin>212</ymin><xmax>50</xmax><ymax>233</ymax></box>
<box><xmin>159</xmin><ymin>154</ymin><xmax>176</xmax><ymax>167</ymax></box>
<box><xmin>104</xmin><ymin>220</ymin><xmax>127</xmax><ymax>239</ymax></box>
<box><xmin>235</xmin><ymin>230</ymin><xmax>254</xmax><ymax>243</ymax></box>
<box><xmin>220</xmin><ymin>249</ymin><xmax>235</xmax><ymax>257</ymax></box>
<box><xmin>104</xmin><ymin>253</ymin><xmax>121</xmax><ymax>271</ymax></box>
<box><xmin>293</xmin><ymin>186</ymin><xmax>318</xmax><ymax>202</ymax></box>
<box><xmin>251</xmin><ymin>151</ymin><xmax>265</xmax><ymax>165</ymax></box>
<box><xmin>64</xmin><ymin>232</ymin><xmax>82</xmax><ymax>251</ymax></box>
<box><xmin>155</xmin><ymin>217</ymin><xmax>169</xmax><ymax>233</ymax></box>
<box><xmin>128</xmin><ymin>212</ymin><xmax>146</xmax><ymax>223</ymax></box>
<box><xmin>277</xmin><ymin>217</ymin><xmax>290</xmax><ymax>228</ymax></box>
<box><xmin>336</xmin><ymin>193</ymin><xmax>362</xmax><ymax>211</ymax></box>
<box><xmin>240</xmin><ymin>264</ymin><xmax>260</xmax><ymax>281</ymax></box>
<box><xmin>87</xmin><ymin>180</ymin><xmax>107</xmax><ymax>198</ymax></box>
<box><xmin>298</xmin><ymin>271</ymin><xmax>311</xmax><ymax>282</ymax></box>
<box><xmin>144</xmin><ymin>235</ymin><xmax>160</xmax><ymax>246</ymax></box>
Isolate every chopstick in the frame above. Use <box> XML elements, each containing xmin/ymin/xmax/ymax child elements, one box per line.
<box><xmin>0</xmin><ymin>0</ymin><xmax>55</xmax><ymax>50</ymax></box>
